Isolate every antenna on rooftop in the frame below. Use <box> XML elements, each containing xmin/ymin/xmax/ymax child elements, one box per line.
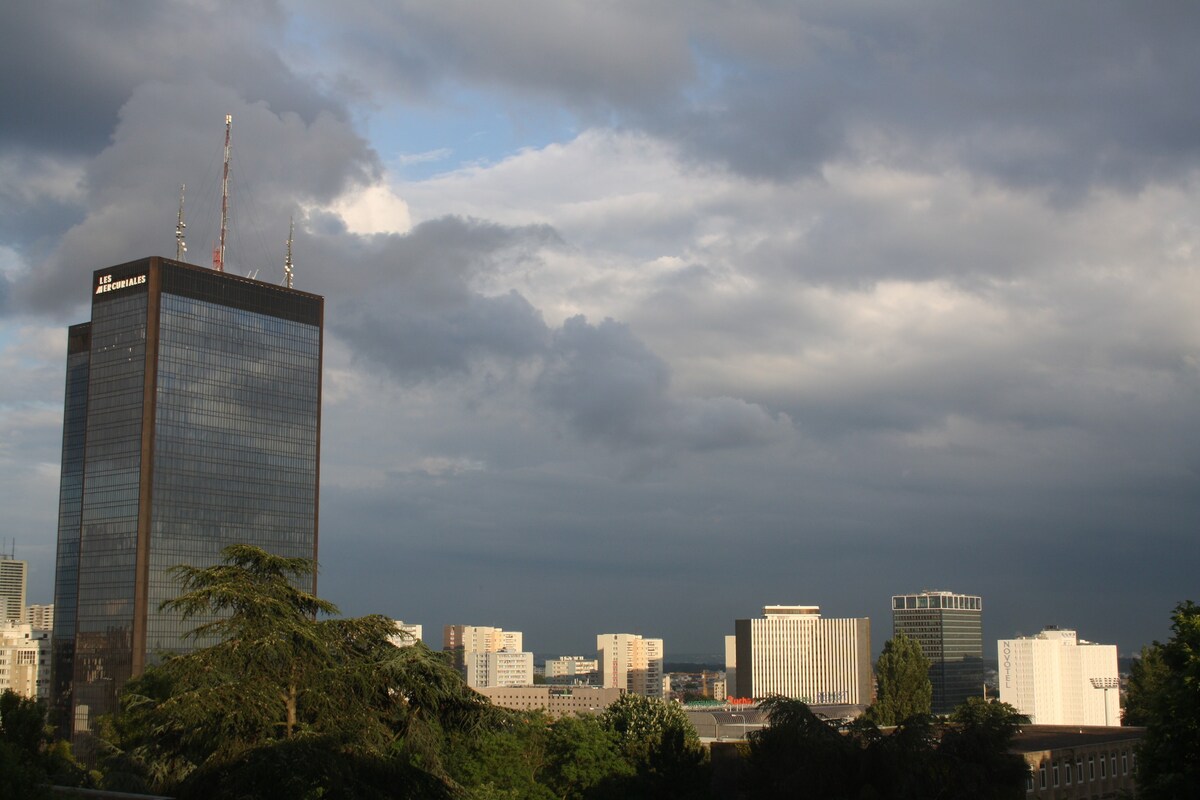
<box><xmin>175</xmin><ymin>184</ymin><xmax>187</xmax><ymax>261</ymax></box>
<box><xmin>284</xmin><ymin>216</ymin><xmax>294</xmax><ymax>289</ymax></box>
<box><xmin>213</xmin><ymin>114</ymin><xmax>232</xmax><ymax>272</ymax></box>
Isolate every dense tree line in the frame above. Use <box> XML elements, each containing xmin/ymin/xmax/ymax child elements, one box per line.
<box><xmin>741</xmin><ymin>695</ymin><xmax>1029</xmax><ymax>800</ymax></box>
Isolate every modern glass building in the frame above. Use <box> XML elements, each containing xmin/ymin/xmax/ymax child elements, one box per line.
<box><xmin>891</xmin><ymin>590</ymin><xmax>983</xmax><ymax>715</ymax></box>
<box><xmin>50</xmin><ymin>257</ymin><xmax>323</xmax><ymax>742</ymax></box>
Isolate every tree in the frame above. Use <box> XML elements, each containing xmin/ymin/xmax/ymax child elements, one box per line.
<box><xmin>100</xmin><ymin>544</ymin><xmax>495</xmax><ymax>799</ymax></box>
<box><xmin>599</xmin><ymin>694</ymin><xmax>710</xmax><ymax>799</ymax></box>
<box><xmin>542</xmin><ymin>713</ymin><xmax>632</xmax><ymax>799</ymax></box>
<box><xmin>1136</xmin><ymin>600</ymin><xmax>1200</xmax><ymax>799</ymax></box>
<box><xmin>938</xmin><ymin>698</ymin><xmax>1029</xmax><ymax>800</ymax></box>
<box><xmin>1123</xmin><ymin>643</ymin><xmax>1168</xmax><ymax>726</ymax></box>
<box><xmin>741</xmin><ymin>695</ymin><xmax>1027</xmax><ymax>800</ymax></box>
<box><xmin>0</xmin><ymin>690</ymin><xmax>90</xmax><ymax>798</ymax></box>
<box><xmin>866</xmin><ymin>633</ymin><xmax>933</xmax><ymax>726</ymax></box>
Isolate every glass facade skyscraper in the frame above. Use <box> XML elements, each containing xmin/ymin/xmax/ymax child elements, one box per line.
<box><xmin>50</xmin><ymin>257</ymin><xmax>322</xmax><ymax>742</ymax></box>
<box><xmin>891</xmin><ymin>590</ymin><xmax>983</xmax><ymax>715</ymax></box>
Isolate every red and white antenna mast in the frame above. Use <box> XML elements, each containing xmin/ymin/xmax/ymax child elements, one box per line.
<box><xmin>213</xmin><ymin>114</ymin><xmax>232</xmax><ymax>271</ymax></box>
<box><xmin>175</xmin><ymin>184</ymin><xmax>187</xmax><ymax>261</ymax></box>
<box><xmin>284</xmin><ymin>216</ymin><xmax>295</xmax><ymax>289</ymax></box>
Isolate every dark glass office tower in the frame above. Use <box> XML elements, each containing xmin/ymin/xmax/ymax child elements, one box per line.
<box><xmin>50</xmin><ymin>257</ymin><xmax>322</xmax><ymax>741</ymax></box>
<box><xmin>891</xmin><ymin>590</ymin><xmax>983</xmax><ymax>715</ymax></box>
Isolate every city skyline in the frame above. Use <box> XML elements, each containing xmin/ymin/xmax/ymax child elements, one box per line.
<box><xmin>3</xmin><ymin>3</ymin><xmax>1200</xmax><ymax>659</ymax></box>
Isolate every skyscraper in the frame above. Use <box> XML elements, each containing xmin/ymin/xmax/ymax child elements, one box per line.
<box><xmin>891</xmin><ymin>590</ymin><xmax>983</xmax><ymax>715</ymax></box>
<box><xmin>51</xmin><ymin>256</ymin><xmax>323</xmax><ymax>739</ymax></box>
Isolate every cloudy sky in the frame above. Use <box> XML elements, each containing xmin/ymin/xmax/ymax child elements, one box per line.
<box><xmin>3</xmin><ymin>1</ymin><xmax>1199</xmax><ymax>660</ymax></box>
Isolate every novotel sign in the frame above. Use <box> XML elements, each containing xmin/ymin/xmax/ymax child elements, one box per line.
<box><xmin>95</xmin><ymin>273</ymin><xmax>147</xmax><ymax>295</ymax></box>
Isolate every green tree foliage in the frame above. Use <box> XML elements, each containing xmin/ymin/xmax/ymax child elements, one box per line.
<box><xmin>867</xmin><ymin>633</ymin><xmax>933</xmax><ymax>726</ymax></box>
<box><xmin>1123</xmin><ymin>643</ymin><xmax>1168</xmax><ymax>726</ymax></box>
<box><xmin>542</xmin><ymin>713</ymin><xmax>633</xmax><ymax>799</ymax></box>
<box><xmin>742</xmin><ymin>695</ymin><xmax>1027</xmax><ymax>800</ymax></box>
<box><xmin>446</xmin><ymin>712</ymin><xmax>554</xmax><ymax>799</ymax></box>
<box><xmin>1136</xmin><ymin>600</ymin><xmax>1200</xmax><ymax>799</ymax></box>
<box><xmin>939</xmin><ymin>698</ymin><xmax>1029</xmax><ymax>800</ymax></box>
<box><xmin>599</xmin><ymin>693</ymin><xmax>711</xmax><ymax>799</ymax></box>
<box><xmin>98</xmin><ymin>544</ymin><xmax>496</xmax><ymax>799</ymax></box>
<box><xmin>0</xmin><ymin>690</ymin><xmax>90</xmax><ymax>798</ymax></box>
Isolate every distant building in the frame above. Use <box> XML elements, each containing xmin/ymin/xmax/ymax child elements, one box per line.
<box><xmin>732</xmin><ymin>605</ymin><xmax>872</xmax><ymax>707</ymax></box>
<box><xmin>465</xmin><ymin>649</ymin><xmax>534</xmax><ymax>689</ymax></box>
<box><xmin>389</xmin><ymin>620</ymin><xmax>422</xmax><ymax>648</ymax></box>
<box><xmin>24</xmin><ymin>604</ymin><xmax>54</xmax><ymax>631</ymax></box>
<box><xmin>724</xmin><ymin>635</ymin><xmax>737</xmax><ymax>700</ymax></box>
<box><xmin>0</xmin><ymin>556</ymin><xmax>27</xmax><ymax>621</ymax></box>
<box><xmin>892</xmin><ymin>590</ymin><xmax>983</xmax><ymax>714</ymax></box>
<box><xmin>443</xmin><ymin>625</ymin><xmax>532</xmax><ymax>688</ymax></box>
<box><xmin>476</xmin><ymin>685</ymin><xmax>623</xmax><ymax>717</ymax></box>
<box><xmin>444</xmin><ymin>625</ymin><xmax>523</xmax><ymax>664</ymax></box>
<box><xmin>998</xmin><ymin>627</ymin><xmax>1120</xmax><ymax>726</ymax></box>
<box><xmin>545</xmin><ymin>655</ymin><xmax>598</xmax><ymax>683</ymax></box>
<box><xmin>1011</xmin><ymin>725</ymin><xmax>1142</xmax><ymax>798</ymax></box>
<box><xmin>597</xmin><ymin>633</ymin><xmax>664</xmax><ymax>698</ymax></box>
<box><xmin>0</xmin><ymin>621</ymin><xmax>45</xmax><ymax>699</ymax></box>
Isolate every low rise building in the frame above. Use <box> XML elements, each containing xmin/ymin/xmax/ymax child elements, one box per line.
<box><xmin>1012</xmin><ymin>725</ymin><xmax>1142</xmax><ymax>798</ymax></box>
<box><xmin>477</xmin><ymin>685</ymin><xmax>624</xmax><ymax>717</ymax></box>
<box><xmin>545</xmin><ymin>656</ymin><xmax>598</xmax><ymax>680</ymax></box>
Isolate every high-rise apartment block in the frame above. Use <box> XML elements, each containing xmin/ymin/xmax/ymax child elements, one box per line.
<box><xmin>0</xmin><ymin>556</ymin><xmax>27</xmax><ymax>621</ymax></box>
<box><xmin>51</xmin><ymin>257</ymin><xmax>323</xmax><ymax>739</ymax></box>
<box><xmin>892</xmin><ymin>590</ymin><xmax>983</xmax><ymax>715</ymax></box>
<box><xmin>443</xmin><ymin>625</ymin><xmax>532</xmax><ymax>688</ymax></box>
<box><xmin>731</xmin><ymin>606</ymin><xmax>871</xmax><ymax>705</ymax></box>
<box><xmin>465</xmin><ymin>649</ymin><xmax>535</xmax><ymax>689</ymax></box>
<box><xmin>24</xmin><ymin>604</ymin><xmax>54</xmax><ymax>631</ymax></box>
<box><xmin>597</xmin><ymin>633</ymin><xmax>664</xmax><ymax>698</ymax></box>
<box><xmin>444</xmin><ymin>625</ymin><xmax>523</xmax><ymax>658</ymax></box>
<box><xmin>389</xmin><ymin>620</ymin><xmax>423</xmax><ymax>648</ymax></box>
<box><xmin>998</xmin><ymin>627</ymin><xmax>1120</xmax><ymax>726</ymax></box>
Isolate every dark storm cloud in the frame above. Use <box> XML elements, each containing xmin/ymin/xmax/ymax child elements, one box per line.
<box><xmin>536</xmin><ymin>315</ymin><xmax>786</xmax><ymax>452</ymax></box>
<box><xmin>313</xmin><ymin>1</ymin><xmax>1200</xmax><ymax>192</ymax></box>
<box><xmin>309</xmin><ymin>0</ymin><xmax>695</xmax><ymax>108</ymax></box>
<box><xmin>0</xmin><ymin>1</ymin><xmax>343</xmax><ymax>157</ymax></box>
<box><xmin>326</xmin><ymin>217</ymin><xmax>557</xmax><ymax>378</ymax></box>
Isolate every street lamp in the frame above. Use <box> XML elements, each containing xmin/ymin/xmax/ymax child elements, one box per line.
<box><xmin>730</xmin><ymin>712</ymin><xmax>747</xmax><ymax>740</ymax></box>
<box><xmin>1090</xmin><ymin>677</ymin><xmax>1120</xmax><ymax>726</ymax></box>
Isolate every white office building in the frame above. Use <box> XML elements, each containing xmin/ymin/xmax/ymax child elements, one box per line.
<box><xmin>998</xmin><ymin>627</ymin><xmax>1120</xmax><ymax>726</ymax></box>
<box><xmin>597</xmin><ymin>633</ymin><xmax>664</xmax><ymax>698</ymax></box>
<box><xmin>731</xmin><ymin>606</ymin><xmax>872</xmax><ymax>705</ymax></box>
